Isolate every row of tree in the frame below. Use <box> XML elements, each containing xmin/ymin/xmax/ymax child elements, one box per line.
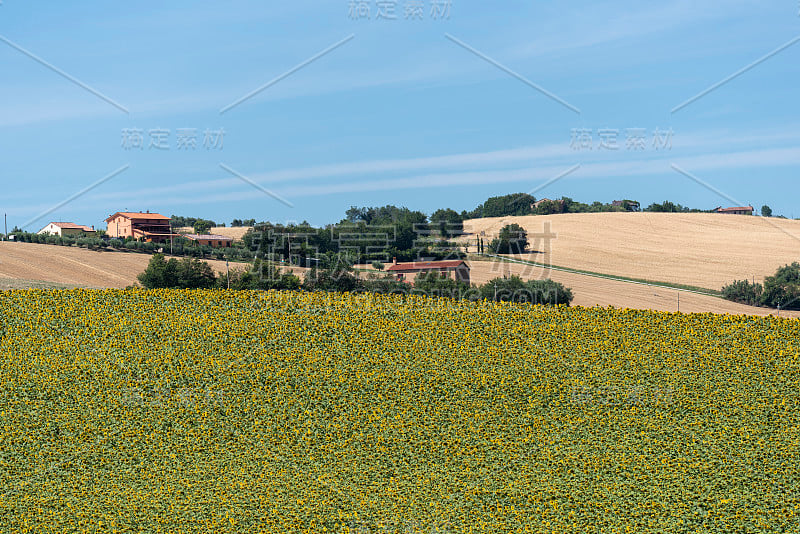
<box><xmin>9</xmin><ymin>231</ymin><xmax>259</xmax><ymax>261</ymax></box>
<box><xmin>136</xmin><ymin>254</ymin><xmax>574</xmax><ymax>305</ymax></box>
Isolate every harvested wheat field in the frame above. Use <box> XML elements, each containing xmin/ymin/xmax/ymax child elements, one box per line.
<box><xmin>354</xmin><ymin>261</ymin><xmax>797</xmax><ymax>317</ymax></box>
<box><xmin>176</xmin><ymin>226</ymin><xmax>252</xmax><ymax>241</ymax></box>
<box><xmin>467</xmin><ymin>259</ymin><xmax>800</xmax><ymax>318</ymax></box>
<box><xmin>463</xmin><ymin>213</ymin><xmax>800</xmax><ymax>290</ymax></box>
<box><xmin>0</xmin><ymin>242</ymin><xmax>307</xmax><ymax>289</ymax></box>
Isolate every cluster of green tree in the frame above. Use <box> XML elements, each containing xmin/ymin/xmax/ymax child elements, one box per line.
<box><xmin>488</xmin><ymin>223</ymin><xmax>529</xmax><ymax>254</ymax></box>
<box><xmin>479</xmin><ymin>275</ymin><xmax>573</xmax><ymax>305</ymax></box>
<box><xmin>170</xmin><ymin>216</ymin><xmax>222</xmax><ymax>234</ymax></box>
<box><xmin>241</xmin><ymin>206</ymin><xmax>466</xmax><ymax>267</ymax></box>
<box><xmin>642</xmin><ymin>201</ymin><xmax>705</xmax><ymax>213</ymax></box>
<box><xmin>722</xmin><ymin>263</ymin><xmax>800</xmax><ymax>310</ymax></box>
<box><xmin>137</xmin><ymin>255</ymin><xmax>300</xmax><ymax>290</ymax></box>
<box><xmin>8</xmin><ymin>231</ymin><xmax>258</xmax><ymax>262</ymax></box>
<box><xmin>136</xmin><ymin>253</ymin><xmax>573</xmax><ymax>306</ymax></box>
<box><xmin>458</xmin><ymin>193</ymin><xmax>646</xmax><ymax>219</ymax></box>
<box><xmin>461</xmin><ymin>193</ymin><xmax>538</xmax><ymax>219</ymax></box>
<box><xmin>230</xmin><ymin>219</ymin><xmax>256</xmax><ymax>227</ymax></box>
<box><xmin>759</xmin><ymin>205</ymin><xmax>789</xmax><ymax>218</ymax></box>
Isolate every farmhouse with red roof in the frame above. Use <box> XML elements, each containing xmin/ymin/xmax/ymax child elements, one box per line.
<box><xmin>712</xmin><ymin>206</ymin><xmax>754</xmax><ymax>215</ymax></box>
<box><xmin>385</xmin><ymin>258</ymin><xmax>470</xmax><ymax>284</ymax></box>
<box><xmin>105</xmin><ymin>211</ymin><xmax>180</xmax><ymax>242</ymax></box>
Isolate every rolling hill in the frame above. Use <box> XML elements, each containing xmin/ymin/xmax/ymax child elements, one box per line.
<box><xmin>0</xmin><ymin>242</ymin><xmax>305</xmax><ymax>289</ymax></box>
<box><xmin>462</xmin><ymin>212</ymin><xmax>800</xmax><ymax>290</ymax></box>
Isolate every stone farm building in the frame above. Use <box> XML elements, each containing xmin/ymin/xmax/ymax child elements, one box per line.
<box><xmin>712</xmin><ymin>206</ymin><xmax>754</xmax><ymax>215</ymax></box>
<box><xmin>105</xmin><ymin>212</ymin><xmax>180</xmax><ymax>242</ymax></box>
<box><xmin>386</xmin><ymin>259</ymin><xmax>470</xmax><ymax>284</ymax></box>
<box><xmin>181</xmin><ymin>234</ymin><xmax>234</xmax><ymax>248</ymax></box>
<box><xmin>37</xmin><ymin>222</ymin><xmax>96</xmax><ymax>237</ymax></box>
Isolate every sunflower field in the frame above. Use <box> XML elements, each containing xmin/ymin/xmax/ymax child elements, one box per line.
<box><xmin>1</xmin><ymin>289</ymin><xmax>799</xmax><ymax>533</ymax></box>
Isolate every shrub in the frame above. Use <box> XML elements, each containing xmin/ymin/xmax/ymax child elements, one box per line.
<box><xmin>488</xmin><ymin>224</ymin><xmax>528</xmax><ymax>254</ymax></box>
<box><xmin>137</xmin><ymin>254</ymin><xmax>217</xmax><ymax>289</ymax></box>
<box><xmin>722</xmin><ymin>279</ymin><xmax>763</xmax><ymax>306</ymax></box>
<box><xmin>480</xmin><ymin>275</ymin><xmax>573</xmax><ymax>305</ymax></box>
<box><xmin>412</xmin><ymin>271</ymin><xmax>471</xmax><ymax>300</ymax></box>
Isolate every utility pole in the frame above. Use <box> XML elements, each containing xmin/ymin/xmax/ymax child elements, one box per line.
<box><xmin>170</xmin><ymin>221</ymin><xmax>173</xmax><ymax>256</ymax></box>
<box><xmin>3</xmin><ymin>213</ymin><xmax>6</xmax><ymax>241</ymax></box>
<box><xmin>226</xmin><ymin>258</ymin><xmax>230</xmax><ymax>289</ymax></box>
<box><xmin>677</xmin><ymin>291</ymin><xmax>679</xmax><ymax>313</ymax></box>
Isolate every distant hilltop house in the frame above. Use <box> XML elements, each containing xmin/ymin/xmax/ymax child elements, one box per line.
<box><xmin>612</xmin><ymin>200</ymin><xmax>641</xmax><ymax>211</ymax></box>
<box><xmin>713</xmin><ymin>206</ymin><xmax>754</xmax><ymax>215</ymax></box>
<box><xmin>105</xmin><ymin>211</ymin><xmax>180</xmax><ymax>242</ymax></box>
<box><xmin>386</xmin><ymin>258</ymin><xmax>470</xmax><ymax>284</ymax></box>
<box><xmin>181</xmin><ymin>234</ymin><xmax>233</xmax><ymax>248</ymax></box>
<box><xmin>37</xmin><ymin>222</ymin><xmax>96</xmax><ymax>237</ymax></box>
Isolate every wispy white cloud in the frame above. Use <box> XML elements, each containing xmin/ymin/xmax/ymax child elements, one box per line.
<box><xmin>34</xmin><ymin>144</ymin><xmax>798</xmax><ymax>215</ymax></box>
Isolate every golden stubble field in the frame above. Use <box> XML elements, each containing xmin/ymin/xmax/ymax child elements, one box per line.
<box><xmin>176</xmin><ymin>226</ymin><xmax>252</xmax><ymax>241</ymax></box>
<box><xmin>462</xmin><ymin>212</ymin><xmax>800</xmax><ymax>290</ymax></box>
<box><xmin>466</xmin><ymin>260</ymin><xmax>800</xmax><ymax>318</ymax></box>
<box><xmin>0</xmin><ymin>242</ymin><xmax>305</xmax><ymax>289</ymax></box>
<box><xmin>355</xmin><ymin>261</ymin><xmax>800</xmax><ymax>318</ymax></box>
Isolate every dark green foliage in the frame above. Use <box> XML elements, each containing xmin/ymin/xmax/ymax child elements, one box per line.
<box><xmin>488</xmin><ymin>224</ymin><xmax>528</xmax><ymax>254</ymax></box>
<box><xmin>171</xmin><ymin>215</ymin><xmax>217</xmax><ymax>229</ymax></box>
<box><xmin>479</xmin><ymin>275</ymin><xmax>573</xmax><ymax>305</ymax></box>
<box><xmin>137</xmin><ymin>254</ymin><xmax>216</xmax><ymax>289</ymax></box>
<box><xmin>176</xmin><ymin>258</ymin><xmax>217</xmax><ymax>289</ymax></box>
<box><xmin>761</xmin><ymin>205</ymin><xmax>773</xmax><ymax>217</ymax></box>
<box><xmin>761</xmin><ymin>263</ymin><xmax>800</xmax><ymax>310</ymax></box>
<box><xmin>430</xmin><ymin>208</ymin><xmax>464</xmax><ymax>237</ymax></box>
<box><xmin>721</xmin><ymin>279</ymin><xmax>763</xmax><ymax>306</ymax></box>
<box><xmin>136</xmin><ymin>254</ymin><xmax>179</xmax><ymax>288</ymax></box>
<box><xmin>217</xmin><ymin>259</ymin><xmax>301</xmax><ymax>291</ymax></box>
<box><xmin>412</xmin><ymin>272</ymin><xmax>472</xmax><ymax>300</ymax></box>
<box><xmin>644</xmin><ymin>201</ymin><xmax>704</xmax><ymax>213</ymax></box>
<box><xmin>302</xmin><ymin>254</ymin><xmax>363</xmax><ymax>293</ymax></box>
<box><xmin>358</xmin><ymin>276</ymin><xmax>413</xmax><ymax>296</ymax></box>
<box><xmin>482</xmin><ymin>193</ymin><xmax>536</xmax><ymax>218</ymax></box>
<box><xmin>533</xmin><ymin>199</ymin><xmax>566</xmax><ymax>215</ymax></box>
<box><xmin>192</xmin><ymin>220</ymin><xmax>213</xmax><ymax>235</ymax></box>
<box><xmin>723</xmin><ymin>263</ymin><xmax>800</xmax><ymax>310</ymax></box>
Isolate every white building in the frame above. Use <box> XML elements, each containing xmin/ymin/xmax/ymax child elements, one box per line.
<box><xmin>37</xmin><ymin>222</ymin><xmax>96</xmax><ymax>237</ymax></box>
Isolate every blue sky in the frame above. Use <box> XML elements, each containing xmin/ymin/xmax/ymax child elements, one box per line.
<box><xmin>1</xmin><ymin>0</ymin><xmax>799</xmax><ymax>230</ymax></box>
